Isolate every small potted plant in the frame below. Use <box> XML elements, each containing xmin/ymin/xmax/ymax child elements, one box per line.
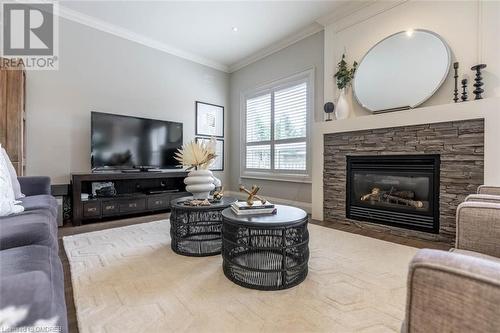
<box><xmin>333</xmin><ymin>54</ymin><xmax>357</xmax><ymax>120</ymax></box>
<box><xmin>175</xmin><ymin>138</ymin><xmax>217</xmax><ymax>199</ymax></box>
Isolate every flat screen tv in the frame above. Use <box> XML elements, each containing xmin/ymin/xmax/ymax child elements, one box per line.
<box><xmin>91</xmin><ymin>112</ymin><xmax>183</xmax><ymax>170</ymax></box>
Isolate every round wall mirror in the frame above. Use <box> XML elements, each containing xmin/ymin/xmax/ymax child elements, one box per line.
<box><xmin>353</xmin><ymin>30</ymin><xmax>451</xmax><ymax>112</ymax></box>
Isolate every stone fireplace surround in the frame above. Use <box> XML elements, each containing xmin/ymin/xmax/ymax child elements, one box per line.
<box><xmin>323</xmin><ymin>119</ymin><xmax>484</xmax><ymax>244</ymax></box>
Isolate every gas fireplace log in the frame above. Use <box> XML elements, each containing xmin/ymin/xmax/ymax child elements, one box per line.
<box><xmin>382</xmin><ymin>193</ymin><xmax>424</xmax><ymax>208</ymax></box>
<box><xmin>390</xmin><ymin>190</ymin><xmax>415</xmax><ymax>200</ymax></box>
<box><xmin>360</xmin><ymin>188</ymin><xmax>382</xmax><ymax>201</ymax></box>
<box><xmin>360</xmin><ymin>187</ymin><xmax>423</xmax><ymax>208</ymax></box>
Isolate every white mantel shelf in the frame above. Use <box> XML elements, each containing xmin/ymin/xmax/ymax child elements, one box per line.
<box><xmin>311</xmin><ymin>98</ymin><xmax>500</xmax><ymax>220</ymax></box>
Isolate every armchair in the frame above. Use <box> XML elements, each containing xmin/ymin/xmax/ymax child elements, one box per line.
<box><xmin>464</xmin><ymin>194</ymin><xmax>500</xmax><ymax>204</ymax></box>
<box><xmin>477</xmin><ymin>185</ymin><xmax>500</xmax><ymax>196</ymax></box>
<box><xmin>403</xmin><ymin>185</ymin><xmax>500</xmax><ymax>332</ymax></box>
<box><xmin>455</xmin><ymin>200</ymin><xmax>500</xmax><ymax>257</ymax></box>
<box><xmin>404</xmin><ymin>249</ymin><xmax>500</xmax><ymax>333</ymax></box>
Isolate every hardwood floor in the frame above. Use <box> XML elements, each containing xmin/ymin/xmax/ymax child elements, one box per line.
<box><xmin>312</xmin><ymin>219</ymin><xmax>451</xmax><ymax>250</ymax></box>
<box><xmin>59</xmin><ymin>213</ymin><xmax>450</xmax><ymax>333</ymax></box>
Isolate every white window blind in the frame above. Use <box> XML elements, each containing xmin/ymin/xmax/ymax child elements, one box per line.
<box><xmin>274</xmin><ymin>82</ymin><xmax>307</xmax><ymax>140</ymax></box>
<box><xmin>244</xmin><ymin>75</ymin><xmax>311</xmax><ymax>178</ymax></box>
<box><xmin>246</xmin><ymin>93</ymin><xmax>271</xmax><ymax>143</ymax></box>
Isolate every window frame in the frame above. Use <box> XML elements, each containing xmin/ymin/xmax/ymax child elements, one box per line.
<box><xmin>240</xmin><ymin>68</ymin><xmax>314</xmax><ymax>183</ymax></box>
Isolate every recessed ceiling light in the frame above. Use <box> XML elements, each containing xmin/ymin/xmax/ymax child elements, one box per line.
<box><xmin>232</xmin><ymin>27</ymin><xmax>238</xmax><ymax>32</ymax></box>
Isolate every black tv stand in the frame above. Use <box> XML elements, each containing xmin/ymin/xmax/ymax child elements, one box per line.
<box><xmin>71</xmin><ymin>171</ymin><xmax>188</xmax><ymax>226</ymax></box>
<box><xmin>120</xmin><ymin>168</ymin><xmax>161</xmax><ymax>173</ymax></box>
<box><xmin>121</xmin><ymin>169</ymin><xmax>142</xmax><ymax>173</ymax></box>
<box><xmin>133</xmin><ymin>165</ymin><xmax>164</xmax><ymax>172</ymax></box>
<box><xmin>145</xmin><ymin>189</ymin><xmax>180</xmax><ymax>195</ymax></box>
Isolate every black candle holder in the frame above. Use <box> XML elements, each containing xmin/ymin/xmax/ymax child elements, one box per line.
<box><xmin>471</xmin><ymin>64</ymin><xmax>487</xmax><ymax>100</ymax></box>
<box><xmin>453</xmin><ymin>62</ymin><xmax>459</xmax><ymax>103</ymax></box>
<box><xmin>461</xmin><ymin>78</ymin><xmax>468</xmax><ymax>102</ymax></box>
<box><xmin>324</xmin><ymin>102</ymin><xmax>335</xmax><ymax>121</ymax></box>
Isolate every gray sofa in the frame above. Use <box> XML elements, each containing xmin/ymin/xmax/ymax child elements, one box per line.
<box><xmin>0</xmin><ymin>177</ymin><xmax>67</xmax><ymax>332</ymax></box>
<box><xmin>403</xmin><ymin>185</ymin><xmax>500</xmax><ymax>332</ymax></box>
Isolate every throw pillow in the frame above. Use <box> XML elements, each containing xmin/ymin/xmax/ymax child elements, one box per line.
<box><xmin>1</xmin><ymin>148</ymin><xmax>24</xmax><ymax>199</ymax></box>
<box><xmin>0</xmin><ymin>145</ymin><xmax>24</xmax><ymax>216</ymax></box>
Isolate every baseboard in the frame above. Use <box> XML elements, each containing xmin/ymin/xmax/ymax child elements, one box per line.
<box><xmin>225</xmin><ymin>191</ymin><xmax>312</xmax><ymax>214</ymax></box>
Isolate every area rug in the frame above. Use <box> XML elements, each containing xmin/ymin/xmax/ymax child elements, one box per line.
<box><xmin>63</xmin><ymin>220</ymin><xmax>417</xmax><ymax>333</ymax></box>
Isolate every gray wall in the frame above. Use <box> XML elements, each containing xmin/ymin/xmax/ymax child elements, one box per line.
<box><xmin>25</xmin><ymin>20</ymin><xmax>323</xmax><ymax>206</ymax></box>
<box><xmin>26</xmin><ymin>18</ymin><xmax>229</xmax><ymax>184</ymax></box>
<box><xmin>228</xmin><ymin>31</ymin><xmax>324</xmax><ymax>204</ymax></box>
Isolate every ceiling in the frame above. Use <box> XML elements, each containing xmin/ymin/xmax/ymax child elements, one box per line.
<box><xmin>59</xmin><ymin>1</ymin><xmax>352</xmax><ymax>72</ymax></box>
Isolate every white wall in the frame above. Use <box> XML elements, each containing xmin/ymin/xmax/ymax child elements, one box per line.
<box><xmin>26</xmin><ymin>18</ymin><xmax>229</xmax><ymax>184</ymax></box>
<box><xmin>228</xmin><ymin>31</ymin><xmax>324</xmax><ymax>207</ymax></box>
<box><xmin>323</xmin><ymin>0</ymin><xmax>500</xmax><ymax>117</ymax></box>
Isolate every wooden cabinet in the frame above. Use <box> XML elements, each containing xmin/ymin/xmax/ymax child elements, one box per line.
<box><xmin>0</xmin><ymin>59</ymin><xmax>26</xmax><ymax>175</ymax></box>
<box><xmin>71</xmin><ymin>171</ymin><xmax>188</xmax><ymax>225</ymax></box>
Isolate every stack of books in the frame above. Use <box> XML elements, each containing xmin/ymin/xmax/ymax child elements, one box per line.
<box><xmin>231</xmin><ymin>201</ymin><xmax>276</xmax><ymax>215</ymax></box>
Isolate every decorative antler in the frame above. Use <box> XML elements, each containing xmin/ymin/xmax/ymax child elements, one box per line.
<box><xmin>213</xmin><ymin>187</ymin><xmax>224</xmax><ymax>200</ymax></box>
<box><xmin>239</xmin><ymin>184</ymin><xmax>266</xmax><ymax>206</ymax></box>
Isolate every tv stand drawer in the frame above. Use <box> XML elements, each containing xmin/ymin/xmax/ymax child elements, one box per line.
<box><xmin>102</xmin><ymin>202</ymin><xmax>119</xmax><ymax>215</ymax></box>
<box><xmin>83</xmin><ymin>201</ymin><xmax>101</xmax><ymax>217</ymax></box>
<box><xmin>119</xmin><ymin>199</ymin><xmax>146</xmax><ymax>213</ymax></box>
<box><xmin>147</xmin><ymin>196</ymin><xmax>169</xmax><ymax>210</ymax></box>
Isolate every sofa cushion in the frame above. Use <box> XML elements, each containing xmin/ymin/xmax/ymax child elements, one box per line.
<box><xmin>451</xmin><ymin>248</ymin><xmax>500</xmax><ymax>264</ymax></box>
<box><xmin>19</xmin><ymin>195</ymin><xmax>57</xmax><ymax>218</ymax></box>
<box><xmin>0</xmin><ymin>144</ymin><xmax>24</xmax><ymax>216</ymax></box>
<box><xmin>0</xmin><ymin>245</ymin><xmax>67</xmax><ymax>332</ymax></box>
<box><xmin>0</xmin><ymin>210</ymin><xmax>57</xmax><ymax>250</ymax></box>
<box><xmin>18</xmin><ymin>177</ymin><xmax>51</xmax><ymax>197</ymax></box>
<box><xmin>1</xmin><ymin>148</ymin><xmax>24</xmax><ymax>199</ymax></box>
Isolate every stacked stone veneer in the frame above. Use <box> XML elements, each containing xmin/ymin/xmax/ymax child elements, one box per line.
<box><xmin>323</xmin><ymin>119</ymin><xmax>484</xmax><ymax>244</ymax></box>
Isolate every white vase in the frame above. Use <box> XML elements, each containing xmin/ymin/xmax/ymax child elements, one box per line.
<box><xmin>212</xmin><ymin>175</ymin><xmax>222</xmax><ymax>191</ymax></box>
<box><xmin>184</xmin><ymin>169</ymin><xmax>215</xmax><ymax>200</ymax></box>
<box><xmin>335</xmin><ymin>87</ymin><xmax>352</xmax><ymax>120</ymax></box>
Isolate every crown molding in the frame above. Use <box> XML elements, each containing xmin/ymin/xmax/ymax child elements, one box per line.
<box><xmin>227</xmin><ymin>1</ymin><xmax>398</xmax><ymax>73</ymax></box>
<box><xmin>322</xmin><ymin>0</ymin><xmax>409</xmax><ymax>33</ymax></box>
<box><xmin>227</xmin><ymin>22</ymin><xmax>324</xmax><ymax>73</ymax></box>
<box><xmin>315</xmin><ymin>1</ymin><xmax>374</xmax><ymax>27</ymax></box>
<box><xmin>56</xmin><ymin>4</ymin><xmax>230</xmax><ymax>72</ymax></box>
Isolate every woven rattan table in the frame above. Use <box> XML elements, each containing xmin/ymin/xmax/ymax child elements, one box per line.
<box><xmin>221</xmin><ymin>205</ymin><xmax>309</xmax><ymax>290</ymax></box>
<box><xmin>170</xmin><ymin>196</ymin><xmax>237</xmax><ymax>256</ymax></box>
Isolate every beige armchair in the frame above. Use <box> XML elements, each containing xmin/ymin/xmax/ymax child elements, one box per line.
<box><xmin>403</xmin><ymin>186</ymin><xmax>500</xmax><ymax>333</ymax></box>
<box><xmin>477</xmin><ymin>185</ymin><xmax>500</xmax><ymax>196</ymax></box>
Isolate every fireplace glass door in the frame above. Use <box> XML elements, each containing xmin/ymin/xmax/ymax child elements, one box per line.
<box><xmin>346</xmin><ymin>155</ymin><xmax>440</xmax><ymax>233</ymax></box>
<box><xmin>352</xmin><ymin>172</ymin><xmax>432</xmax><ymax>214</ymax></box>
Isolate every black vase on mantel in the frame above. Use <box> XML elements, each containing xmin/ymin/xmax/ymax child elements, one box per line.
<box><xmin>471</xmin><ymin>64</ymin><xmax>487</xmax><ymax>100</ymax></box>
<box><xmin>461</xmin><ymin>78</ymin><xmax>468</xmax><ymax>102</ymax></box>
<box><xmin>324</xmin><ymin>102</ymin><xmax>335</xmax><ymax>121</ymax></box>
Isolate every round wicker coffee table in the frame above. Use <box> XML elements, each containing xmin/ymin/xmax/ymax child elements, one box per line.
<box><xmin>170</xmin><ymin>196</ymin><xmax>237</xmax><ymax>257</ymax></box>
<box><xmin>221</xmin><ymin>205</ymin><xmax>309</xmax><ymax>290</ymax></box>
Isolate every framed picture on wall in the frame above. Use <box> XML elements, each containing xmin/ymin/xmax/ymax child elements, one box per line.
<box><xmin>196</xmin><ymin>137</ymin><xmax>224</xmax><ymax>171</ymax></box>
<box><xmin>195</xmin><ymin>101</ymin><xmax>224</xmax><ymax>138</ymax></box>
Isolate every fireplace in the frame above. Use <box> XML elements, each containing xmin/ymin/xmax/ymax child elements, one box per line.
<box><xmin>346</xmin><ymin>155</ymin><xmax>440</xmax><ymax>233</ymax></box>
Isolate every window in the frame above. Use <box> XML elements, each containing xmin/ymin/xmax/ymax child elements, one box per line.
<box><xmin>242</xmin><ymin>70</ymin><xmax>312</xmax><ymax>181</ymax></box>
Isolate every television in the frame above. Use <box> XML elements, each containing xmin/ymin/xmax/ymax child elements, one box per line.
<box><xmin>91</xmin><ymin>112</ymin><xmax>183</xmax><ymax>170</ymax></box>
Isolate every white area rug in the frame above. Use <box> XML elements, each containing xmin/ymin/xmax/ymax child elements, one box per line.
<box><xmin>63</xmin><ymin>220</ymin><xmax>417</xmax><ymax>333</ymax></box>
